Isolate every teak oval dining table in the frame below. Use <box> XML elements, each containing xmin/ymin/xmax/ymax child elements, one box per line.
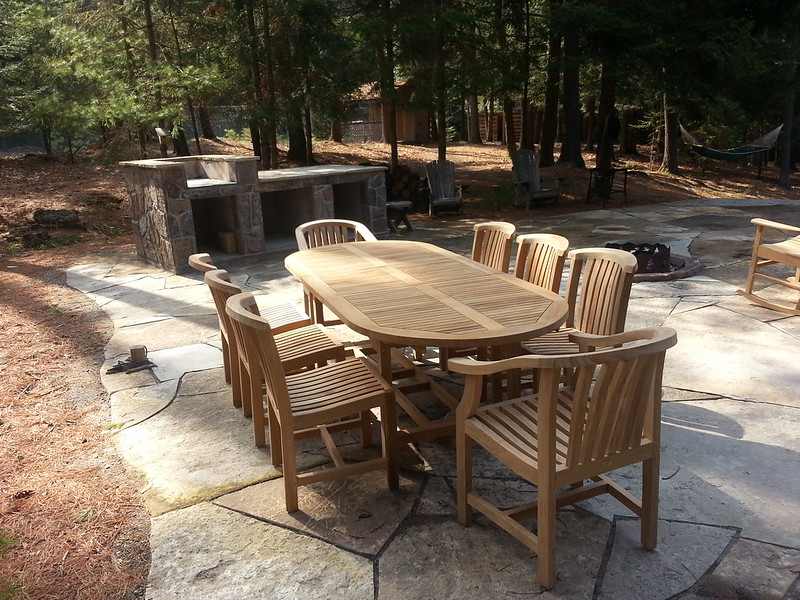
<box><xmin>285</xmin><ymin>240</ymin><xmax>569</xmax><ymax>443</ymax></box>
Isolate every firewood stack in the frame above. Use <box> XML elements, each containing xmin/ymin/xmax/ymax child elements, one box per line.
<box><xmin>387</xmin><ymin>164</ymin><xmax>424</xmax><ymax>213</ymax></box>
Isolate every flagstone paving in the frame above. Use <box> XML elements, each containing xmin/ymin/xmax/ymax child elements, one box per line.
<box><xmin>67</xmin><ymin>197</ymin><xmax>800</xmax><ymax>599</ymax></box>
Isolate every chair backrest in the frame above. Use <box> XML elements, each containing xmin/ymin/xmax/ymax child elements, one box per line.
<box><xmin>226</xmin><ymin>292</ymin><xmax>293</xmax><ymax>430</ymax></box>
<box><xmin>534</xmin><ymin>327</ymin><xmax>677</xmax><ymax>470</ymax></box>
<box><xmin>513</xmin><ymin>233</ymin><xmax>570</xmax><ymax>293</ymax></box>
<box><xmin>565</xmin><ymin>248</ymin><xmax>638</xmax><ymax>334</ymax></box>
<box><xmin>203</xmin><ymin>269</ymin><xmax>248</xmax><ymax>341</ymax></box>
<box><xmin>471</xmin><ymin>221</ymin><xmax>516</xmax><ymax>272</ymax></box>
<box><xmin>511</xmin><ymin>149</ymin><xmax>542</xmax><ymax>192</ymax></box>
<box><xmin>295</xmin><ymin>219</ymin><xmax>377</xmax><ymax>250</ymax></box>
<box><xmin>425</xmin><ymin>160</ymin><xmax>456</xmax><ymax>200</ymax></box>
<box><xmin>188</xmin><ymin>252</ymin><xmax>216</xmax><ymax>273</ymax></box>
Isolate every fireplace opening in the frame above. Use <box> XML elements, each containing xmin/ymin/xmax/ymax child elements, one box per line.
<box><xmin>191</xmin><ymin>195</ymin><xmax>239</xmax><ymax>253</ymax></box>
<box><xmin>605</xmin><ymin>241</ymin><xmax>702</xmax><ymax>282</ymax></box>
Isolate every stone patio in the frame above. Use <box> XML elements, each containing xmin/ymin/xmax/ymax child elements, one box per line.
<box><xmin>67</xmin><ymin>196</ymin><xmax>800</xmax><ymax>599</ymax></box>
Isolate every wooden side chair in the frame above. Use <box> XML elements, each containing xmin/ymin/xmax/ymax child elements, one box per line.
<box><xmin>204</xmin><ymin>270</ymin><xmax>345</xmax><ymax>446</ymax></box>
<box><xmin>738</xmin><ymin>218</ymin><xmax>800</xmax><ymax>316</ymax></box>
<box><xmin>449</xmin><ymin>327</ymin><xmax>678</xmax><ymax>589</ymax></box>
<box><xmin>511</xmin><ymin>149</ymin><xmax>560</xmax><ymax>209</ymax></box>
<box><xmin>424</xmin><ymin>159</ymin><xmax>463</xmax><ymax>215</ymax></box>
<box><xmin>439</xmin><ymin>221</ymin><xmax>517</xmax><ymax>371</ymax></box>
<box><xmin>513</xmin><ymin>234</ymin><xmax>570</xmax><ymax>293</ymax></box>
<box><xmin>471</xmin><ymin>221</ymin><xmax>516</xmax><ymax>272</ymax></box>
<box><xmin>294</xmin><ymin>219</ymin><xmax>377</xmax><ymax>324</ymax></box>
<box><xmin>189</xmin><ymin>252</ymin><xmax>312</xmax><ymax>336</ymax></box>
<box><xmin>226</xmin><ymin>291</ymin><xmax>399</xmax><ymax>512</ymax></box>
<box><xmin>521</xmin><ymin>248</ymin><xmax>637</xmax><ymax>356</ymax></box>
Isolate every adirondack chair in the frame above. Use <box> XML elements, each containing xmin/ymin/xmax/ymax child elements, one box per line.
<box><xmin>511</xmin><ymin>149</ymin><xmax>560</xmax><ymax>209</ymax></box>
<box><xmin>424</xmin><ymin>160</ymin><xmax>463</xmax><ymax>215</ymax></box>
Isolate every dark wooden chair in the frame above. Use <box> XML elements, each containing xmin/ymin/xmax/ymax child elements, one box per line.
<box><xmin>511</xmin><ymin>149</ymin><xmax>560</xmax><ymax>209</ymax></box>
<box><xmin>424</xmin><ymin>160</ymin><xmax>463</xmax><ymax>215</ymax></box>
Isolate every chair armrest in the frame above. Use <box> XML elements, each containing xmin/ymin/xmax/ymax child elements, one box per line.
<box><xmin>752</xmin><ymin>218</ymin><xmax>800</xmax><ymax>235</ymax></box>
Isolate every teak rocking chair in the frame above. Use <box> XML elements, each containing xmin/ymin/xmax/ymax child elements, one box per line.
<box><xmin>738</xmin><ymin>218</ymin><xmax>800</xmax><ymax>316</ymax></box>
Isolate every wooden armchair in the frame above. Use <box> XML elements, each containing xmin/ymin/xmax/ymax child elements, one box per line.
<box><xmin>295</xmin><ymin>219</ymin><xmax>377</xmax><ymax>324</ymax></box>
<box><xmin>511</xmin><ymin>149</ymin><xmax>560</xmax><ymax>209</ymax></box>
<box><xmin>513</xmin><ymin>234</ymin><xmax>570</xmax><ymax>293</ymax></box>
<box><xmin>738</xmin><ymin>218</ymin><xmax>800</xmax><ymax>316</ymax></box>
<box><xmin>471</xmin><ymin>221</ymin><xmax>516</xmax><ymax>272</ymax></box>
<box><xmin>424</xmin><ymin>159</ymin><xmax>463</xmax><ymax>215</ymax></box>
<box><xmin>521</xmin><ymin>248</ymin><xmax>637</xmax><ymax>356</ymax></box>
<box><xmin>226</xmin><ymin>292</ymin><xmax>398</xmax><ymax>512</ymax></box>
<box><xmin>204</xmin><ymin>270</ymin><xmax>344</xmax><ymax>446</ymax></box>
<box><xmin>449</xmin><ymin>327</ymin><xmax>678</xmax><ymax>589</ymax></box>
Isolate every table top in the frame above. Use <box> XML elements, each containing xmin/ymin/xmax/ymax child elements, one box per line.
<box><xmin>285</xmin><ymin>241</ymin><xmax>568</xmax><ymax>349</ymax></box>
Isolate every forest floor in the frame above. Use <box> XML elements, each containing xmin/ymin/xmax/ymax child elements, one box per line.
<box><xmin>1</xmin><ymin>139</ymin><xmax>799</xmax><ymax>599</ymax></box>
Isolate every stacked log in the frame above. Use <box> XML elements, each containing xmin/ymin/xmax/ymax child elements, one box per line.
<box><xmin>387</xmin><ymin>164</ymin><xmax>424</xmax><ymax>212</ymax></box>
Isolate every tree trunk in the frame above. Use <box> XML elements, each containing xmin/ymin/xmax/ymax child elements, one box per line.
<box><xmin>304</xmin><ymin>105</ymin><xmax>314</xmax><ymax>164</ymax></box>
<box><xmin>619</xmin><ymin>108</ymin><xmax>640</xmax><ymax>155</ymax></box>
<box><xmin>661</xmin><ymin>97</ymin><xmax>679</xmax><ymax>173</ymax></box>
<box><xmin>595</xmin><ymin>60</ymin><xmax>617</xmax><ymax>170</ymax></box>
<box><xmin>503</xmin><ymin>97</ymin><xmax>517</xmax><ymax>155</ymax></box>
<box><xmin>198</xmin><ymin>103</ymin><xmax>217</xmax><ymax>139</ymax></box>
<box><xmin>558</xmin><ymin>26</ymin><xmax>584</xmax><ymax>167</ymax></box>
<box><xmin>468</xmin><ymin>94</ymin><xmax>482</xmax><ymax>143</ymax></box>
<box><xmin>286</xmin><ymin>103</ymin><xmax>308</xmax><ymax>164</ymax></box>
<box><xmin>143</xmin><ymin>0</ymin><xmax>167</xmax><ymax>157</ymax></box>
<box><xmin>434</xmin><ymin>0</ymin><xmax>447</xmax><ymax>161</ymax></box>
<box><xmin>286</xmin><ymin>105</ymin><xmax>307</xmax><ymax>163</ymax></box>
<box><xmin>330</xmin><ymin>120</ymin><xmax>342</xmax><ymax>142</ymax></box>
<box><xmin>780</xmin><ymin>19</ymin><xmax>798</xmax><ymax>188</ymax></box>
<box><xmin>262</xmin><ymin>0</ymin><xmax>278</xmax><ymax>168</ymax></box>
<box><xmin>584</xmin><ymin>96</ymin><xmax>596</xmax><ymax>151</ymax></box>
<box><xmin>539</xmin><ymin>1</ymin><xmax>561</xmax><ymax>166</ymax></box>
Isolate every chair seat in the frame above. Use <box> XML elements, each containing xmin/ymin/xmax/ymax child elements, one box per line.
<box><xmin>286</xmin><ymin>358</ymin><xmax>393</xmax><ymax>430</ymax></box>
<box><xmin>275</xmin><ymin>324</ymin><xmax>345</xmax><ymax>373</ymax></box>
<box><xmin>760</xmin><ymin>237</ymin><xmax>800</xmax><ymax>264</ymax></box>
<box><xmin>521</xmin><ymin>328</ymin><xmax>581</xmax><ymax>355</ymax></box>
<box><xmin>739</xmin><ymin>219</ymin><xmax>800</xmax><ymax>316</ymax></box>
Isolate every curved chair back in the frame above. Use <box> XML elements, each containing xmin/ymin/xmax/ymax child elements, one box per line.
<box><xmin>513</xmin><ymin>234</ymin><xmax>569</xmax><ymax>293</ymax></box>
<box><xmin>565</xmin><ymin>248</ymin><xmax>638</xmax><ymax>335</ymax></box>
<box><xmin>295</xmin><ymin>219</ymin><xmax>376</xmax><ymax>250</ymax></box>
<box><xmin>471</xmin><ymin>221</ymin><xmax>516</xmax><ymax>272</ymax></box>
<box><xmin>188</xmin><ymin>252</ymin><xmax>216</xmax><ymax>273</ymax></box>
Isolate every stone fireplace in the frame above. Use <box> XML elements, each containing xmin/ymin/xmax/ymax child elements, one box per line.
<box><xmin>121</xmin><ymin>155</ymin><xmax>262</xmax><ymax>272</ymax></box>
<box><xmin>121</xmin><ymin>157</ymin><xmax>389</xmax><ymax>273</ymax></box>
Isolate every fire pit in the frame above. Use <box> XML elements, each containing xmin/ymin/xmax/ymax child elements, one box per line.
<box><xmin>605</xmin><ymin>241</ymin><xmax>702</xmax><ymax>282</ymax></box>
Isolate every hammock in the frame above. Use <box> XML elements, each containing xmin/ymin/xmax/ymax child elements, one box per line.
<box><xmin>680</xmin><ymin>123</ymin><xmax>783</xmax><ymax>161</ymax></box>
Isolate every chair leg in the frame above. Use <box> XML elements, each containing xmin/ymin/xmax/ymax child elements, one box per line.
<box><xmin>221</xmin><ymin>336</ymin><xmax>231</xmax><ymax>384</ymax></box>
<box><xmin>456</xmin><ymin>433</ymin><xmax>473</xmax><ymax>525</ymax></box>
<box><xmin>250</xmin><ymin>375</ymin><xmax>266</xmax><ymax>447</ymax></box>
<box><xmin>360</xmin><ymin>410</ymin><xmax>373</xmax><ymax>447</ymax></box>
<box><xmin>537</xmin><ymin>480</ymin><xmax>557</xmax><ymax>589</ymax></box>
<box><xmin>230</xmin><ymin>353</ymin><xmax>243</xmax><ymax>410</ymax></box>
<box><xmin>282</xmin><ymin>435</ymin><xmax>299</xmax><ymax>513</ymax></box>
<box><xmin>269</xmin><ymin>404</ymin><xmax>283</xmax><ymax>466</ymax></box>
<box><xmin>641</xmin><ymin>456</ymin><xmax>659</xmax><ymax>549</ymax></box>
<box><xmin>381</xmin><ymin>399</ymin><xmax>399</xmax><ymax>490</ymax></box>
